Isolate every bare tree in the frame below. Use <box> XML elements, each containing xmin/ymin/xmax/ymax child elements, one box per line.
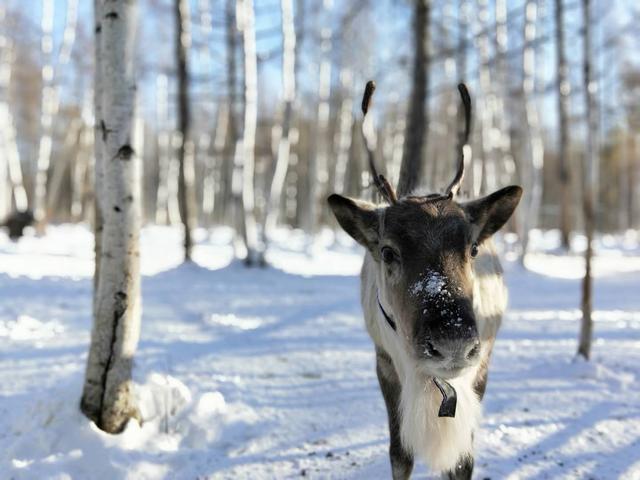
<box><xmin>33</xmin><ymin>0</ymin><xmax>79</xmax><ymax>232</ymax></box>
<box><xmin>555</xmin><ymin>0</ymin><xmax>572</xmax><ymax>249</ymax></box>
<box><xmin>81</xmin><ymin>0</ymin><xmax>142</xmax><ymax>434</ymax></box>
<box><xmin>578</xmin><ymin>0</ymin><xmax>598</xmax><ymax>360</ymax></box>
<box><xmin>519</xmin><ymin>0</ymin><xmax>544</xmax><ymax>261</ymax></box>
<box><xmin>0</xmin><ymin>5</ymin><xmax>28</xmax><ymax>215</ymax></box>
<box><xmin>176</xmin><ymin>0</ymin><xmax>197</xmax><ymax>261</ymax></box>
<box><xmin>33</xmin><ymin>0</ymin><xmax>55</xmax><ymax>232</ymax></box>
<box><xmin>234</xmin><ymin>0</ymin><xmax>259</xmax><ymax>264</ymax></box>
<box><xmin>474</xmin><ymin>0</ymin><xmax>497</xmax><ymax>196</ymax></box>
<box><xmin>307</xmin><ymin>1</ymin><xmax>333</xmax><ymax>233</ymax></box>
<box><xmin>398</xmin><ymin>0</ymin><xmax>431</xmax><ymax>196</ymax></box>
<box><xmin>260</xmin><ymin>0</ymin><xmax>296</xmax><ymax>260</ymax></box>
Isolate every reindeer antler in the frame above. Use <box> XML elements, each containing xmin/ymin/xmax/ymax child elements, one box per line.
<box><xmin>361</xmin><ymin>81</ymin><xmax>397</xmax><ymax>204</ymax></box>
<box><xmin>445</xmin><ymin>83</ymin><xmax>472</xmax><ymax>197</ymax></box>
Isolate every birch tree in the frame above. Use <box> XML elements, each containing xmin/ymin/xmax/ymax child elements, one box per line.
<box><xmin>0</xmin><ymin>6</ymin><xmax>28</xmax><ymax>215</ymax></box>
<box><xmin>175</xmin><ymin>0</ymin><xmax>197</xmax><ymax>261</ymax></box>
<box><xmin>261</xmin><ymin>0</ymin><xmax>296</xmax><ymax>258</ymax></box>
<box><xmin>398</xmin><ymin>0</ymin><xmax>430</xmax><ymax>196</ymax></box>
<box><xmin>578</xmin><ymin>0</ymin><xmax>598</xmax><ymax>360</ymax></box>
<box><xmin>223</xmin><ymin>0</ymin><xmax>239</xmax><ymax>226</ymax></box>
<box><xmin>81</xmin><ymin>0</ymin><xmax>142</xmax><ymax>434</ymax></box>
<box><xmin>474</xmin><ymin>0</ymin><xmax>497</xmax><ymax>196</ymax></box>
<box><xmin>555</xmin><ymin>0</ymin><xmax>572</xmax><ymax>249</ymax></box>
<box><xmin>33</xmin><ymin>0</ymin><xmax>55</xmax><ymax>232</ymax></box>
<box><xmin>34</xmin><ymin>0</ymin><xmax>79</xmax><ymax>232</ymax></box>
<box><xmin>519</xmin><ymin>0</ymin><xmax>544</xmax><ymax>261</ymax></box>
<box><xmin>307</xmin><ymin>0</ymin><xmax>333</xmax><ymax>234</ymax></box>
<box><xmin>234</xmin><ymin>0</ymin><xmax>259</xmax><ymax>264</ymax></box>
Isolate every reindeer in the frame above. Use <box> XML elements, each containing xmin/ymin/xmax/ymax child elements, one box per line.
<box><xmin>327</xmin><ymin>82</ymin><xmax>522</xmax><ymax>479</ymax></box>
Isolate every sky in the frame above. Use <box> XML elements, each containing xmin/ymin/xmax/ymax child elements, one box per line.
<box><xmin>4</xmin><ymin>0</ymin><xmax>639</xmax><ymax>144</ymax></box>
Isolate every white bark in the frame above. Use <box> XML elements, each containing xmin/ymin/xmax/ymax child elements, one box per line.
<box><xmin>0</xmin><ymin>7</ymin><xmax>28</xmax><ymax>214</ymax></box>
<box><xmin>262</xmin><ymin>0</ymin><xmax>296</xmax><ymax>252</ymax></box>
<box><xmin>34</xmin><ymin>0</ymin><xmax>79</xmax><ymax>230</ymax></box>
<box><xmin>333</xmin><ymin>69</ymin><xmax>353</xmax><ymax>195</ymax></box>
<box><xmin>237</xmin><ymin>0</ymin><xmax>259</xmax><ymax>264</ymax></box>
<box><xmin>474</xmin><ymin>0</ymin><xmax>497</xmax><ymax>195</ymax></box>
<box><xmin>81</xmin><ymin>0</ymin><xmax>141</xmax><ymax>434</ymax></box>
<box><xmin>33</xmin><ymin>0</ymin><xmax>56</xmax><ymax>229</ymax></box>
<box><xmin>154</xmin><ymin>74</ymin><xmax>170</xmax><ymax>224</ymax></box>
<box><xmin>495</xmin><ymin>0</ymin><xmax>516</xmax><ymax>187</ymax></box>
<box><xmin>519</xmin><ymin>0</ymin><xmax>544</xmax><ymax>260</ymax></box>
<box><xmin>307</xmin><ymin>0</ymin><xmax>333</xmax><ymax>233</ymax></box>
<box><xmin>202</xmin><ymin>104</ymin><xmax>229</xmax><ymax>222</ymax></box>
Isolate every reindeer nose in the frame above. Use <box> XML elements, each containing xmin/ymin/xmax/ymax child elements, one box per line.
<box><xmin>423</xmin><ymin>337</ymin><xmax>480</xmax><ymax>365</ymax></box>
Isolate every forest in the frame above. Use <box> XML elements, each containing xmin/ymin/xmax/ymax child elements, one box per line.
<box><xmin>0</xmin><ymin>0</ymin><xmax>639</xmax><ymax>479</ymax></box>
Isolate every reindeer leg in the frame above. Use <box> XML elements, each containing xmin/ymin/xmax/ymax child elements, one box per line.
<box><xmin>376</xmin><ymin>349</ymin><xmax>413</xmax><ymax>480</ymax></box>
<box><xmin>443</xmin><ymin>456</ymin><xmax>474</xmax><ymax>480</ymax></box>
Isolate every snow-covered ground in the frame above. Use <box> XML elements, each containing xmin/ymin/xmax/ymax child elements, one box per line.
<box><xmin>0</xmin><ymin>225</ymin><xmax>639</xmax><ymax>479</ymax></box>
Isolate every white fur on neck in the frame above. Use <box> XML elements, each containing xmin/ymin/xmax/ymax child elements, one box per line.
<box><xmin>399</xmin><ymin>366</ymin><xmax>481</xmax><ymax>473</ymax></box>
<box><xmin>373</xmin><ymin>294</ymin><xmax>481</xmax><ymax>473</ymax></box>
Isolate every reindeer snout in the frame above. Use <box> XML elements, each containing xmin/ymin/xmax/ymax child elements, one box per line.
<box><xmin>422</xmin><ymin>336</ymin><xmax>481</xmax><ymax>366</ymax></box>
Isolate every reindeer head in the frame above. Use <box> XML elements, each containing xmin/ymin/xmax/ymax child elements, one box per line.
<box><xmin>328</xmin><ymin>82</ymin><xmax>522</xmax><ymax>380</ymax></box>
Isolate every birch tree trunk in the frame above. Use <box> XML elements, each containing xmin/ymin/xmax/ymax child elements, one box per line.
<box><xmin>398</xmin><ymin>0</ymin><xmax>430</xmax><ymax>196</ymax></box>
<box><xmin>155</xmin><ymin>74</ymin><xmax>170</xmax><ymax>224</ymax></box>
<box><xmin>555</xmin><ymin>0</ymin><xmax>572</xmax><ymax>249</ymax></box>
<box><xmin>33</xmin><ymin>0</ymin><xmax>55</xmax><ymax>232</ymax></box>
<box><xmin>34</xmin><ymin>0</ymin><xmax>79</xmax><ymax>232</ymax></box>
<box><xmin>495</xmin><ymin>0</ymin><xmax>516</xmax><ymax>188</ymax></box>
<box><xmin>307</xmin><ymin>2</ymin><xmax>333</xmax><ymax>234</ymax></box>
<box><xmin>81</xmin><ymin>0</ymin><xmax>142</xmax><ymax>434</ymax></box>
<box><xmin>175</xmin><ymin>0</ymin><xmax>196</xmax><ymax>261</ymax></box>
<box><xmin>93</xmin><ymin>0</ymin><xmax>104</xmax><ymax>305</ymax></box>
<box><xmin>519</xmin><ymin>0</ymin><xmax>544</xmax><ymax>261</ymax></box>
<box><xmin>333</xmin><ymin>69</ymin><xmax>354</xmax><ymax>195</ymax></box>
<box><xmin>222</xmin><ymin>0</ymin><xmax>239</xmax><ymax>226</ymax></box>
<box><xmin>578</xmin><ymin>0</ymin><xmax>597</xmax><ymax>360</ymax></box>
<box><xmin>0</xmin><ymin>8</ymin><xmax>28</xmax><ymax>213</ymax></box>
<box><xmin>474</xmin><ymin>0</ymin><xmax>497</xmax><ymax>195</ymax></box>
<box><xmin>236</xmin><ymin>0</ymin><xmax>259</xmax><ymax>264</ymax></box>
<box><xmin>261</xmin><ymin>0</ymin><xmax>296</xmax><ymax>259</ymax></box>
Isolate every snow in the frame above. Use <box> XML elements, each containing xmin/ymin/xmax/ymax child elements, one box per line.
<box><xmin>0</xmin><ymin>225</ymin><xmax>639</xmax><ymax>479</ymax></box>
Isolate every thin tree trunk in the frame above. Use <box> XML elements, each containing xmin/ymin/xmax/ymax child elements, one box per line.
<box><xmin>237</xmin><ymin>0</ymin><xmax>259</xmax><ymax>264</ymax></box>
<box><xmin>555</xmin><ymin>0</ymin><xmax>571</xmax><ymax>249</ymax></box>
<box><xmin>33</xmin><ymin>0</ymin><xmax>79</xmax><ymax>232</ymax></box>
<box><xmin>0</xmin><ymin>15</ymin><xmax>28</xmax><ymax>213</ymax></box>
<box><xmin>81</xmin><ymin>0</ymin><xmax>141</xmax><ymax>434</ymax></box>
<box><xmin>578</xmin><ymin>0</ymin><xmax>597</xmax><ymax>360</ymax></box>
<box><xmin>307</xmin><ymin>2</ymin><xmax>333</xmax><ymax>234</ymax></box>
<box><xmin>519</xmin><ymin>0</ymin><xmax>544</xmax><ymax>261</ymax></box>
<box><xmin>176</xmin><ymin>0</ymin><xmax>196</xmax><ymax>261</ymax></box>
<box><xmin>154</xmin><ymin>74</ymin><xmax>170</xmax><ymax>224</ymax></box>
<box><xmin>261</xmin><ymin>0</ymin><xmax>296</xmax><ymax>258</ymax></box>
<box><xmin>475</xmin><ymin>0</ymin><xmax>497</xmax><ymax>195</ymax></box>
<box><xmin>495</xmin><ymin>0</ymin><xmax>516</xmax><ymax>188</ymax></box>
<box><xmin>33</xmin><ymin>0</ymin><xmax>55</xmax><ymax>232</ymax></box>
<box><xmin>333</xmin><ymin>69</ymin><xmax>354</xmax><ymax>195</ymax></box>
<box><xmin>92</xmin><ymin>0</ymin><xmax>104</xmax><ymax>308</ymax></box>
<box><xmin>398</xmin><ymin>0</ymin><xmax>430</xmax><ymax>196</ymax></box>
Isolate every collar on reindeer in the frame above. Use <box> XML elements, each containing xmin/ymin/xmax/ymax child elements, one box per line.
<box><xmin>376</xmin><ymin>292</ymin><xmax>396</xmax><ymax>331</ymax></box>
<box><xmin>376</xmin><ymin>291</ymin><xmax>457</xmax><ymax>418</ymax></box>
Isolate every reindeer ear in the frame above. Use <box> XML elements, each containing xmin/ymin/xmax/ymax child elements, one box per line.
<box><xmin>463</xmin><ymin>186</ymin><xmax>523</xmax><ymax>244</ymax></box>
<box><xmin>327</xmin><ymin>194</ymin><xmax>380</xmax><ymax>251</ymax></box>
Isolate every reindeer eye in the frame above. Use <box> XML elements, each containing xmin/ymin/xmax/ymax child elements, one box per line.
<box><xmin>470</xmin><ymin>243</ymin><xmax>479</xmax><ymax>258</ymax></box>
<box><xmin>381</xmin><ymin>247</ymin><xmax>396</xmax><ymax>264</ymax></box>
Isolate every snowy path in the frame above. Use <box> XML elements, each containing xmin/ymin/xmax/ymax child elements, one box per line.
<box><xmin>0</xmin><ymin>226</ymin><xmax>639</xmax><ymax>479</ymax></box>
